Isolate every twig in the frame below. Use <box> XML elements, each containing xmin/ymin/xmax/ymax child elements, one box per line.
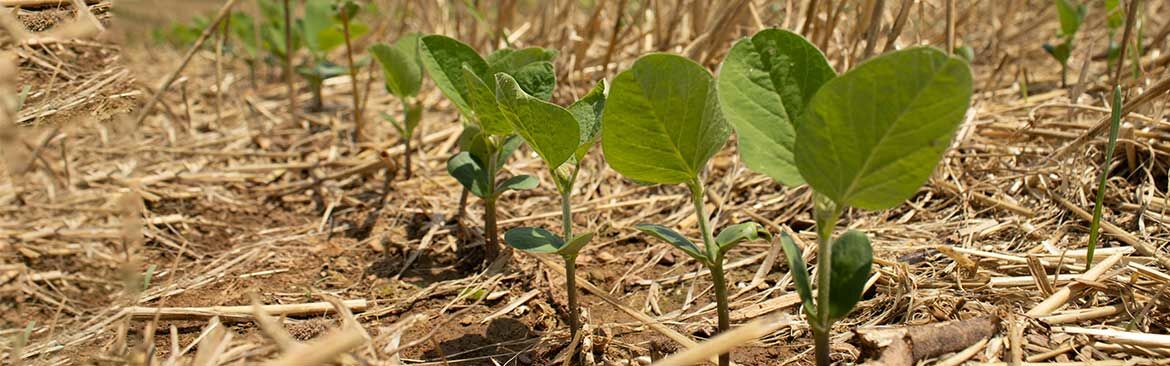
<box><xmin>124</xmin><ymin>299</ymin><xmax>367</xmax><ymax>322</ymax></box>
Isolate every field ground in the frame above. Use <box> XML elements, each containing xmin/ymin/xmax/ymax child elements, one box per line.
<box><xmin>3</xmin><ymin>0</ymin><xmax>1170</xmax><ymax>365</ymax></box>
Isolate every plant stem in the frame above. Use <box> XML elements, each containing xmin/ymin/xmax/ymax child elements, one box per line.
<box><xmin>400</xmin><ymin>96</ymin><xmax>413</xmax><ymax>180</ymax></box>
<box><xmin>812</xmin><ymin>194</ymin><xmax>841</xmax><ymax>366</ymax></box>
<box><xmin>688</xmin><ymin>179</ymin><xmax>728</xmax><ymax>366</ymax></box>
<box><xmin>484</xmin><ymin>143</ymin><xmax>501</xmax><ymax>261</ymax></box>
<box><xmin>564</xmin><ymin>254</ymin><xmax>581</xmax><ymax>364</ymax></box>
<box><xmin>340</xmin><ymin>6</ymin><xmax>362</xmax><ymax>143</ymax></box>
<box><xmin>282</xmin><ymin>0</ymin><xmax>296</xmax><ymax>126</ymax></box>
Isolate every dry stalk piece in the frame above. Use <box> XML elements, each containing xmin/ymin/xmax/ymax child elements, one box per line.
<box><xmin>857</xmin><ymin>315</ymin><xmax>1001</xmax><ymax>366</ymax></box>
<box><xmin>124</xmin><ymin>299</ymin><xmax>367</xmax><ymax>322</ymax></box>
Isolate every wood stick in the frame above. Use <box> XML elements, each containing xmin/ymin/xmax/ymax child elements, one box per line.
<box><xmin>1026</xmin><ymin>252</ymin><xmax>1125</xmax><ymax>317</ymax></box>
<box><xmin>1040</xmin><ymin>304</ymin><xmax>1126</xmax><ymax>324</ymax></box>
<box><xmin>130</xmin><ymin>0</ymin><xmax>242</xmax><ymax>127</ymax></box>
<box><xmin>0</xmin><ymin>0</ymin><xmax>98</xmax><ymax>7</ymax></box>
<box><xmin>125</xmin><ymin>299</ymin><xmax>367</xmax><ymax>322</ymax></box>
<box><xmin>1058</xmin><ymin>326</ymin><xmax>1170</xmax><ymax>349</ymax></box>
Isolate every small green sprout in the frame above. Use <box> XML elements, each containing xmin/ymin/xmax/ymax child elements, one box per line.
<box><xmin>296</xmin><ymin>0</ymin><xmax>370</xmax><ymax>111</ymax></box>
<box><xmin>1043</xmin><ymin>0</ymin><xmax>1086</xmax><ymax>87</ymax></box>
<box><xmin>602</xmin><ymin>53</ymin><xmax>769</xmax><ymax>366</ymax></box>
<box><xmin>419</xmin><ymin>35</ymin><xmax>558</xmax><ymax>263</ymax></box>
<box><xmin>371</xmin><ymin>33</ymin><xmax>424</xmax><ymax>179</ymax></box>
<box><xmin>1087</xmin><ymin>86</ymin><xmax>1123</xmax><ymax>266</ymax></box>
<box><xmin>497</xmin><ymin>73</ymin><xmax>606</xmax><ymax>349</ymax></box>
<box><xmin>718</xmin><ymin>29</ymin><xmax>973</xmax><ymax>366</ymax></box>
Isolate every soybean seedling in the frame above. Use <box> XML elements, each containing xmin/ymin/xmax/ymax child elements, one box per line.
<box><xmin>602</xmin><ymin>53</ymin><xmax>769</xmax><ymax>366</ymax></box>
<box><xmin>497</xmin><ymin>73</ymin><xmax>606</xmax><ymax>347</ymax></box>
<box><xmin>419</xmin><ymin>35</ymin><xmax>558</xmax><ymax>262</ymax></box>
<box><xmin>371</xmin><ymin>33</ymin><xmax>423</xmax><ymax>179</ymax></box>
<box><xmin>297</xmin><ymin>0</ymin><xmax>370</xmax><ymax>112</ymax></box>
<box><xmin>1043</xmin><ymin>0</ymin><xmax>1086</xmax><ymax>88</ymax></box>
<box><xmin>718</xmin><ymin>29</ymin><xmax>973</xmax><ymax>366</ymax></box>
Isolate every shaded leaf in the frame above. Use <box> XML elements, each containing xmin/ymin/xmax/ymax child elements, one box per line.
<box><xmin>447</xmin><ymin>152</ymin><xmax>490</xmax><ymax>198</ymax></box>
<box><xmin>560</xmin><ymin>232</ymin><xmax>594</xmax><ymax>257</ymax></box>
<box><xmin>370</xmin><ymin>34</ymin><xmax>422</xmax><ymax>97</ymax></box>
<box><xmin>1054</xmin><ymin>0</ymin><xmax>1087</xmax><ymax>37</ymax></box>
<box><xmin>828</xmin><ymin>230</ymin><xmax>873</xmax><ymax>321</ymax></box>
<box><xmin>635</xmin><ymin>224</ymin><xmax>707</xmax><ymax>263</ymax></box>
<box><xmin>780</xmin><ymin>233</ymin><xmax>815</xmax><ymax>318</ymax></box>
<box><xmin>463</xmin><ymin>66</ymin><xmax>513</xmax><ymax>136</ymax></box>
<box><xmin>495</xmin><ymin>175</ymin><xmax>538</xmax><ymax>195</ymax></box>
<box><xmin>567</xmin><ymin>80</ymin><xmax>607</xmax><ymax>161</ymax></box>
<box><xmin>602</xmin><ymin>53</ymin><xmax>729</xmax><ymax>185</ymax></box>
<box><xmin>715</xmin><ymin>222</ymin><xmax>770</xmax><ymax>256</ymax></box>
<box><xmin>504</xmin><ymin>227</ymin><xmax>563</xmax><ymax>254</ymax></box>
<box><xmin>718</xmin><ymin>29</ymin><xmax>835</xmax><ymax>186</ymax></box>
<box><xmin>795</xmin><ymin>47</ymin><xmax>973</xmax><ymax>210</ymax></box>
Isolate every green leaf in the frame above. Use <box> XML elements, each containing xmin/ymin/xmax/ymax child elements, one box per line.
<box><xmin>370</xmin><ymin>36</ymin><xmax>422</xmax><ymax>97</ymax></box>
<box><xmin>302</xmin><ymin>0</ymin><xmax>334</xmax><ymax>54</ymax></box>
<box><xmin>496</xmin><ymin>174</ymin><xmax>538</xmax><ymax>195</ymax></box>
<box><xmin>496</xmin><ymin>135</ymin><xmax>526</xmax><ymax>170</ymax></box>
<box><xmin>486</xmin><ymin>47</ymin><xmax>559</xmax><ymax>100</ymax></box>
<box><xmin>828</xmin><ymin>230</ymin><xmax>873</xmax><ymax>321</ymax></box>
<box><xmin>1087</xmin><ymin>86</ymin><xmax>1123</xmax><ymax>265</ymax></box>
<box><xmin>795</xmin><ymin>47</ymin><xmax>973</xmax><ymax>210</ymax></box>
<box><xmin>1043</xmin><ymin>43</ymin><xmax>1072</xmax><ymax>64</ymax></box>
<box><xmin>419</xmin><ymin>35</ymin><xmax>489</xmax><ymax>118</ymax></box>
<box><xmin>567</xmin><ymin>80</ymin><xmax>607</xmax><ymax>161</ymax></box>
<box><xmin>1054</xmin><ymin>0</ymin><xmax>1086</xmax><ymax>37</ymax></box>
<box><xmin>779</xmin><ymin>233</ymin><xmax>815</xmax><ymax>318</ymax></box>
<box><xmin>1105</xmin><ymin>0</ymin><xmax>1123</xmax><ymax>30</ymax></box>
<box><xmin>717</xmin><ymin>29</ymin><xmax>835</xmax><ymax>186</ymax></box>
<box><xmin>495</xmin><ymin>73</ymin><xmax>579</xmax><ymax>169</ymax></box>
<box><xmin>504</xmin><ymin>227</ymin><xmax>563</xmax><ymax>254</ymax></box>
<box><xmin>714</xmin><ymin>222</ymin><xmax>770</xmax><ymax>256</ymax></box>
<box><xmin>463</xmin><ymin>66</ymin><xmax>513</xmax><ymax>136</ymax></box>
<box><xmin>602</xmin><ymin>53</ymin><xmax>729</xmax><ymax>185</ymax></box>
<box><xmin>560</xmin><ymin>232</ymin><xmax>594</xmax><ymax>257</ymax></box>
<box><xmin>635</xmin><ymin>224</ymin><xmax>707</xmax><ymax>263</ymax></box>
<box><xmin>447</xmin><ymin>152</ymin><xmax>490</xmax><ymax>198</ymax></box>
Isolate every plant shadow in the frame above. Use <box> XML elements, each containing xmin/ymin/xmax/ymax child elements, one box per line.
<box><xmin>421</xmin><ymin>317</ymin><xmax>535</xmax><ymax>364</ymax></box>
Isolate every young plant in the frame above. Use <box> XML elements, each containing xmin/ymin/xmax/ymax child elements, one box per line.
<box><xmin>497</xmin><ymin>74</ymin><xmax>606</xmax><ymax>347</ymax></box>
<box><xmin>418</xmin><ymin>34</ymin><xmax>558</xmax><ymax>262</ymax></box>
<box><xmin>1043</xmin><ymin>0</ymin><xmax>1086</xmax><ymax>87</ymax></box>
<box><xmin>1087</xmin><ymin>86</ymin><xmax>1123</xmax><ymax>266</ymax></box>
<box><xmin>602</xmin><ymin>53</ymin><xmax>769</xmax><ymax>366</ymax></box>
<box><xmin>371</xmin><ymin>34</ymin><xmax>423</xmax><ymax>179</ymax></box>
<box><xmin>296</xmin><ymin>0</ymin><xmax>370</xmax><ymax>111</ymax></box>
<box><xmin>718</xmin><ymin>29</ymin><xmax>973</xmax><ymax>366</ymax></box>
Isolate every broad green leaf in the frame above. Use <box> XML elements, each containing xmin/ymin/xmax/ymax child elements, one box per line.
<box><xmin>371</xmin><ymin>38</ymin><xmax>422</xmax><ymax>97</ymax></box>
<box><xmin>560</xmin><ymin>232</ymin><xmax>594</xmax><ymax>257</ymax></box>
<box><xmin>496</xmin><ymin>135</ymin><xmax>526</xmax><ymax>169</ymax></box>
<box><xmin>568</xmin><ymin>80</ymin><xmax>607</xmax><ymax>161</ymax></box>
<box><xmin>717</xmin><ymin>29</ymin><xmax>835</xmax><ymax>186</ymax></box>
<box><xmin>463</xmin><ymin>66</ymin><xmax>513</xmax><ymax>136</ymax></box>
<box><xmin>487</xmin><ymin>47</ymin><xmax>559</xmax><ymax>100</ymax></box>
<box><xmin>495</xmin><ymin>174</ymin><xmax>538</xmax><ymax>195</ymax></box>
<box><xmin>779</xmin><ymin>233</ymin><xmax>815</xmax><ymax>318</ymax></box>
<box><xmin>509</xmin><ymin>61</ymin><xmax>557</xmax><ymax>102</ymax></box>
<box><xmin>1054</xmin><ymin>0</ymin><xmax>1086</xmax><ymax>37</ymax></box>
<box><xmin>302</xmin><ymin>0</ymin><xmax>334</xmax><ymax>54</ymax></box>
<box><xmin>714</xmin><ymin>222</ymin><xmax>770</xmax><ymax>256</ymax></box>
<box><xmin>447</xmin><ymin>152</ymin><xmax>490</xmax><ymax>198</ymax></box>
<box><xmin>635</xmin><ymin>224</ymin><xmax>707</xmax><ymax>263</ymax></box>
<box><xmin>602</xmin><ymin>53</ymin><xmax>729</xmax><ymax>185</ymax></box>
<box><xmin>504</xmin><ymin>227</ymin><xmax>563</xmax><ymax>254</ymax></box>
<box><xmin>795</xmin><ymin>47</ymin><xmax>973</xmax><ymax>210</ymax></box>
<box><xmin>495</xmin><ymin>73</ymin><xmax>579</xmax><ymax>168</ymax></box>
<box><xmin>827</xmin><ymin>230</ymin><xmax>872</xmax><ymax>321</ymax></box>
<box><xmin>419</xmin><ymin>35</ymin><xmax>488</xmax><ymax>118</ymax></box>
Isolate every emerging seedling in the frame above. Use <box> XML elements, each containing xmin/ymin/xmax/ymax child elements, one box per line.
<box><xmin>603</xmin><ymin>53</ymin><xmax>769</xmax><ymax>366</ymax></box>
<box><xmin>419</xmin><ymin>35</ymin><xmax>558</xmax><ymax>262</ymax></box>
<box><xmin>296</xmin><ymin>0</ymin><xmax>370</xmax><ymax>111</ymax></box>
<box><xmin>719</xmin><ymin>29</ymin><xmax>973</xmax><ymax>366</ymax></box>
<box><xmin>1087</xmin><ymin>86</ymin><xmax>1123</xmax><ymax>266</ymax></box>
<box><xmin>1043</xmin><ymin>0</ymin><xmax>1086</xmax><ymax>87</ymax></box>
<box><xmin>497</xmin><ymin>73</ymin><xmax>606</xmax><ymax>349</ymax></box>
<box><xmin>371</xmin><ymin>34</ymin><xmax>423</xmax><ymax>179</ymax></box>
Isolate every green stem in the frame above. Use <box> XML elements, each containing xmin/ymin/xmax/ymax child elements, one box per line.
<box><xmin>484</xmin><ymin>144</ymin><xmax>501</xmax><ymax>261</ymax></box>
<box><xmin>400</xmin><ymin>96</ymin><xmax>413</xmax><ymax>180</ymax></box>
<box><xmin>812</xmin><ymin>194</ymin><xmax>841</xmax><ymax>366</ymax></box>
<box><xmin>688</xmin><ymin>180</ymin><xmax>728</xmax><ymax>366</ymax></box>
<box><xmin>564</xmin><ymin>255</ymin><xmax>581</xmax><ymax>364</ymax></box>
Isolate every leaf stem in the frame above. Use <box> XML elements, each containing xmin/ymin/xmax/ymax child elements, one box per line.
<box><xmin>812</xmin><ymin>193</ymin><xmax>841</xmax><ymax>366</ymax></box>
<box><xmin>688</xmin><ymin>179</ymin><xmax>729</xmax><ymax>366</ymax></box>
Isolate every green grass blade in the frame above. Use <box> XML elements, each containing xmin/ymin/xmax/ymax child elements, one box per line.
<box><xmin>1087</xmin><ymin>85</ymin><xmax>1123</xmax><ymax>265</ymax></box>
